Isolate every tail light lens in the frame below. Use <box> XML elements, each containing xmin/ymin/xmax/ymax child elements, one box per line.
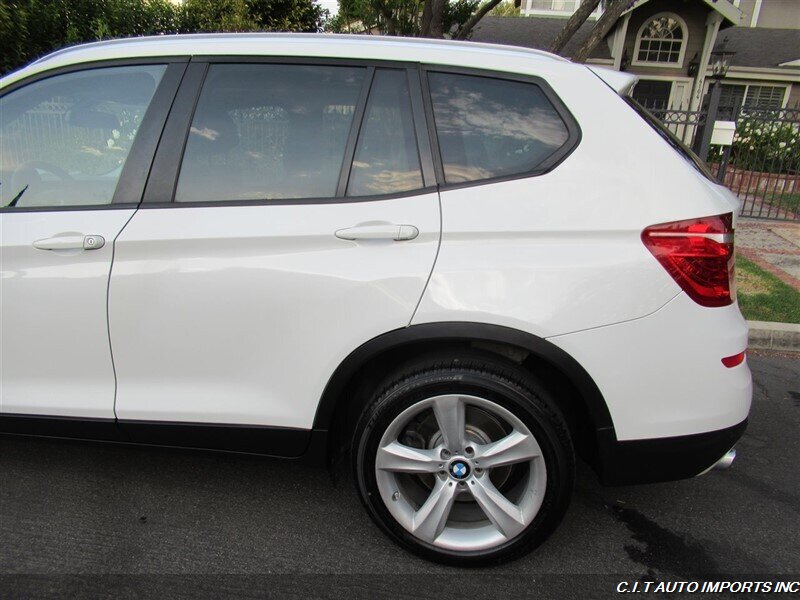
<box><xmin>642</xmin><ymin>213</ymin><xmax>735</xmax><ymax>307</ymax></box>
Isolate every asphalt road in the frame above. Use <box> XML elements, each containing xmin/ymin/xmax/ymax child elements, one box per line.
<box><xmin>1</xmin><ymin>352</ymin><xmax>798</xmax><ymax>597</ymax></box>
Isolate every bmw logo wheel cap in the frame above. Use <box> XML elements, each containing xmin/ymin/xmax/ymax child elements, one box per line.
<box><xmin>449</xmin><ymin>460</ymin><xmax>471</xmax><ymax>480</ymax></box>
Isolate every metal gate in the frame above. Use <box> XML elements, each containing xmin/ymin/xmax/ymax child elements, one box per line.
<box><xmin>646</xmin><ymin>103</ymin><xmax>800</xmax><ymax>222</ymax></box>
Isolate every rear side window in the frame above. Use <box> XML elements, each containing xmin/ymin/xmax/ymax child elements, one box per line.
<box><xmin>347</xmin><ymin>69</ymin><xmax>423</xmax><ymax>197</ymax></box>
<box><xmin>428</xmin><ymin>72</ymin><xmax>571</xmax><ymax>184</ymax></box>
<box><xmin>174</xmin><ymin>64</ymin><xmax>366</xmax><ymax>202</ymax></box>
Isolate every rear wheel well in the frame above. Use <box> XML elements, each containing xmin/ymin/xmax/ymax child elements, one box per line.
<box><xmin>324</xmin><ymin>338</ymin><xmax>601</xmax><ymax>468</ymax></box>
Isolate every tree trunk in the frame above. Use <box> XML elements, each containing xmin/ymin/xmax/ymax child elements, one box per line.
<box><xmin>422</xmin><ymin>0</ymin><xmax>447</xmax><ymax>38</ymax></box>
<box><xmin>452</xmin><ymin>0</ymin><xmax>503</xmax><ymax>40</ymax></box>
<box><xmin>421</xmin><ymin>0</ymin><xmax>433</xmax><ymax>37</ymax></box>
<box><xmin>549</xmin><ymin>0</ymin><xmax>601</xmax><ymax>55</ymax></box>
<box><xmin>378</xmin><ymin>3</ymin><xmax>398</xmax><ymax>36</ymax></box>
<box><xmin>571</xmin><ymin>0</ymin><xmax>631</xmax><ymax>63</ymax></box>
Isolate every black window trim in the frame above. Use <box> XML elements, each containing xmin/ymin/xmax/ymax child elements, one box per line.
<box><xmin>0</xmin><ymin>56</ymin><xmax>582</xmax><ymax>213</ymax></box>
<box><xmin>0</xmin><ymin>57</ymin><xmax>189</xmax><ymax>214</ymax></box>
<box><xmin>141</xmin><ymin>56</ymin><xmax>440</xmax><ymax>209</ymax></box>
<box><xmin>420</xmin><ymin>64</ymin><xmax>582</xmax><ymax>192</ymax></box>
<box><xmin>336</xmin><ymin>66</ymin><xmax>375</xmax><ymax>198</ymax></box>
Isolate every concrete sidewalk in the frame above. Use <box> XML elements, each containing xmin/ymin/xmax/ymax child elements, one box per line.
<box><xmin>737</xmin><ymin>218</ymin><xmax>800</xmax><ymax>290</ymax></box>
<box><xmin>736</xmin><ymin>218</ymin><xmax>800</xmax><ymax>350</ymax></box>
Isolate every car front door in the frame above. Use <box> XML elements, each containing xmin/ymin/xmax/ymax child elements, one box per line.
<box><xmin>0</xmin><ymin>62</ymin><xmax>183</xmax><ymax>420</ymax></box>
<box><xmin>109</xmin><ymin>62</ymin><xmax>440</xmax><ymax>451</ymax></box>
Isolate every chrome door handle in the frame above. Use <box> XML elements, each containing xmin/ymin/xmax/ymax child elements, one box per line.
<box><xmin>335</xmin><ymin>224</ymin><xmax>419</xmax><ymax>241</ymax></box>
<box><xmin>33</xmin><ymin>234</ymin><xmax>105</xmax><ymax>251</ymax></box>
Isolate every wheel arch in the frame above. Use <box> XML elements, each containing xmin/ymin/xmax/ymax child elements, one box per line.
<box><xmin>313</xmin><ymin>322</ymin><xmax>615</xmax><ymax>463</ymax></box>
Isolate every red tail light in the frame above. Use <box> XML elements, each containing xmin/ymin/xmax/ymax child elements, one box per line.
<box><xmin>642</xmin><ymin>213</ymin><xmax>735</xmax><ymax>308</ymax></box>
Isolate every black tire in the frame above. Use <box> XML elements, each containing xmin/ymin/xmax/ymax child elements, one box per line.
<box><xmin>352</xmin><ymin>351</ymin><xmax>575</xmax><ymax>567</ymax></box>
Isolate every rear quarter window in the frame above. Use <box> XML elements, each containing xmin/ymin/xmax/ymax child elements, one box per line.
<box><xmin>427</xmin><ymin>72</ymin><xmax>574</xmax><ymax>185</ymax></box>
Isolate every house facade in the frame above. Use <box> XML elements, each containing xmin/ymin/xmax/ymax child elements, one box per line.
<box><xmin>473</xmin><ymin>0</ymin><xmax>800</xmax><ymax>112</ymax></box>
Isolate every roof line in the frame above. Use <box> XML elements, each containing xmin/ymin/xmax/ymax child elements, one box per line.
<box><xmin>31</xmin><ymin>32</ymin><xmax>571</xmax><ymax>67</ymax></box>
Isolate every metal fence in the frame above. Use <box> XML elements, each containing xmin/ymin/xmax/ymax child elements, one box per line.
<box><xmin>645</xmin><ymin>102</ymin><xmax>800</xmax><ymax>222</ymax></box>
<box><xmin>644</xmin><ymin>104</ymin><xmax>706</xmax><ymax>146</ymax></box>
<box><xmin>708</xmin><ymin>107</ymin><xmax>800</xmax><ymax>221</ymax></box>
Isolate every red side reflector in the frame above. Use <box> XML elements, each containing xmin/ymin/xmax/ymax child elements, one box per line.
<box><xmin>722</xmin><ymin>351</ymin><xmax>746</xmax><ymax>368</ymax></box>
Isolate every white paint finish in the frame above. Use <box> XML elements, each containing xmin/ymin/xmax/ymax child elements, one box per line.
<box><xmin>1</xmin><ymin>35</ymin><xmax>752</xmax><ymax>449</ymax></box>
<box><xmin>587</xmin><ymin>65</ymin><xmax>638</xmax><ymax>94</ymax></box>
<box><xmin>109</xmin><ymin>194</ymin><xmax>439</xmax><ymax>427</ymax></box>
<box><xmin>548</xmin><ymin>293</ymin><xmax>752</xmax><ymax>440</ymax></box>
<box><xmin>0</xmin><ymin>209</ymin><xmax>135</xmax><ymax>417</ymax></box>
<box><xmin>413</xmin><ymin>67</ymin><xmax>739</xmax><ymax>339</ymax></box>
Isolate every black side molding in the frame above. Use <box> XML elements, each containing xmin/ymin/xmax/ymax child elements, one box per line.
<box><xmin>0</xmin><ymin>414</ymin><xmax>326</xmax><ymax>463</ymax></box>
<box><xmin>118</xmin><ymin>419</ymin><xmax>310</xmax><ymax>457</ymax></box>
<box><xmin>595</xmin><ymin>419</ymin><xmax>748</xmax><ymax>485</ymax></box>
<box><xmin>0</xmin><ymin>414</ymin><xmax>121</xmax><ymax>441</ymax></box>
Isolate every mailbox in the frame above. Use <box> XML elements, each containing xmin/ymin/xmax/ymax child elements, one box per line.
<box><xmin>711</xmin><ymin>120</ymin><xmax>736</xmax><ymax>146</ymax></box>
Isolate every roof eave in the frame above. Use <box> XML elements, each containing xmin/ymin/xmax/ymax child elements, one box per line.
<box><xmin>623</xmin><ymin>0</ymin><xmax>742</xmax><ymax>25</ymax></box>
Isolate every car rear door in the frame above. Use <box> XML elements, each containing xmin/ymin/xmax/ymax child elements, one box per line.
<box><xmin>0</xmin><ymin>62</ymin><xmax>184</xmax><ymax>421</ymax></box>
<box><xmin>109</xmin><ymin>61</ymin><xmax>440</xmax><ymax>452</ymax></box>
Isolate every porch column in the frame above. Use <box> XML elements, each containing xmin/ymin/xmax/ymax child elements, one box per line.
<box><xmin>611</xmin><ymin>12</ymin><xmax>632</xmax><ymax>71</ymax></box>
<box><xmin>689</xmin><ymin>11</ymin><xmax>724</xmax><ymax>112</ymax></box>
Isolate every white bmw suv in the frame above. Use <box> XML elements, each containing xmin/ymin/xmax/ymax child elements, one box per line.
<box><xmin>0</xmin><ymin>34</ymin><xmax>751</xmax><ymax>565</ymax></box>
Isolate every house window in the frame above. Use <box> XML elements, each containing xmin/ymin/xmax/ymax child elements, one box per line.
<box><xmin>523</xmin><ymin>0</ymin><xmax>601</xmax><ymax>17</ymax></box>
<box><xmin>529</xmin><ymin>0</ymin><xmax>579</xmax><ymax>11</ymax></box>
<box><xmin>631</xmin><ymin>80</ymin><xmax>673</xmax><ymax>110</ymax></box>
<box><xmin>744</xmin><ymin>86</ymin><xmax>786</xmax><ymax>109</ymax></box>
<box><xmin>719</xmin><ymin>84</ymin><xmax>787</xmax><ymax>111</ymax></box>
<box><xmin>634</xmin><ymin>13</ymin><xmax>687</xmax><ymax>66</ymax></box>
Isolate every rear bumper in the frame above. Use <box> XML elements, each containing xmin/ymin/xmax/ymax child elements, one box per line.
<box><xmin>547</xmin><ymin>293</ymin><xmax>752</xmax><ymax>441</ymax></box>
<box><xmin>595</xmin><ymin>419</ymin><xmax>747</xmax><ymax>485</ymax></box>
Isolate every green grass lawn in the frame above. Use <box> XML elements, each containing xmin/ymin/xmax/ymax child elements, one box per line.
<box><xmin>736</xmin><ymin>255</ymin><xmax>800</xmax><ymax>323</ymax></box>
<box><xmin>772</xmin><ymin>193</ymin><xmax>800</xmax><ymax>215</ymax></box>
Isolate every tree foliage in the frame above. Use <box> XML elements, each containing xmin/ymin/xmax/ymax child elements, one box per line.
<box><xmin>327</xmin><ymin>0</ymin><xmax>503</xmax><ymax>40</ymax></box>
<box><xmin>0</xmin><ymin>0</ymin><xmax>328</xmax><ymax>74</ymax></box>
<box><xmin>489</xmin><ymin>1</ymin><xmax>520</xmax><ymax>17</ymax></box>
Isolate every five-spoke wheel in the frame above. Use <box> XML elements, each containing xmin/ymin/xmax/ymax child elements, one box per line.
<box><xmin>354</xmin><ymin>353</ymin><xmax>574</xmax><ymax>566</ymax></box>
<box><xmin>375</xmin><ymin>394</ymin><xmax>546</xmax><ymax>551</ymax></box>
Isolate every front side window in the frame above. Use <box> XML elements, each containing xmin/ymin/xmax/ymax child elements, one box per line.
<box><xmin>0</xmin><ymin>65</ymin><xmax>166</xmax><ymax>208</ymax></box>
<box><xmin>428</xmin><ymin>72</ymin><xmax>571</xmax><ymax>184</ymax></box>
<box><xmin>174</xmin><ymin>64</ymin><xmax>366</xmax><ymax>203</ymax></box>
<box><xmin>634</xmin><ymin>14</ymin><xmax>686</xmax><ymax>65</ymax></box>
<box><xmin>347</xmin><ymin>69</ymin><xmax>423</xmax><ymax>197</ymax></box>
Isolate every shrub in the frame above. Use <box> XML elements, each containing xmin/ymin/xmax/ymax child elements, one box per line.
<box><xmin>726</xmin><ymin>116</ymin><xmax>800</xmax><ymax>174</ymax></box>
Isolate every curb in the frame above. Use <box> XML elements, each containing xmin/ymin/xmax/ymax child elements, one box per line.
<box><xmin>748</xmin><ymin>320</ymin><xmax>800</xmax><ymax>351</ymax></box>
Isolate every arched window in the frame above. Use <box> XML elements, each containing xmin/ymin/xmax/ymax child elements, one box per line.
<box><xmin>633</xmin><ymin>13</ymin><xmax>687</xmax><ymax>66</ymax></box>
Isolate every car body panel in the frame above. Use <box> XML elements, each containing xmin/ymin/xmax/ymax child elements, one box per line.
<box><xmin>0</xmin><ymin>209</ymin><xmax>135</xmax><ymax>417</ymax></box>
<box><xmin>0</xmin><ymin>34</ymin><xmax>751</xmax><ymax>472</ymax></box>
<box><xmin>109</xmin><ymin>195</ymin><xmax>440</xmax><ymax>427</ymax></box>
<box><xmin>548</xmin><ymin>293</ymin><xmax>752</xmax><ymax>440</ymax></box>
